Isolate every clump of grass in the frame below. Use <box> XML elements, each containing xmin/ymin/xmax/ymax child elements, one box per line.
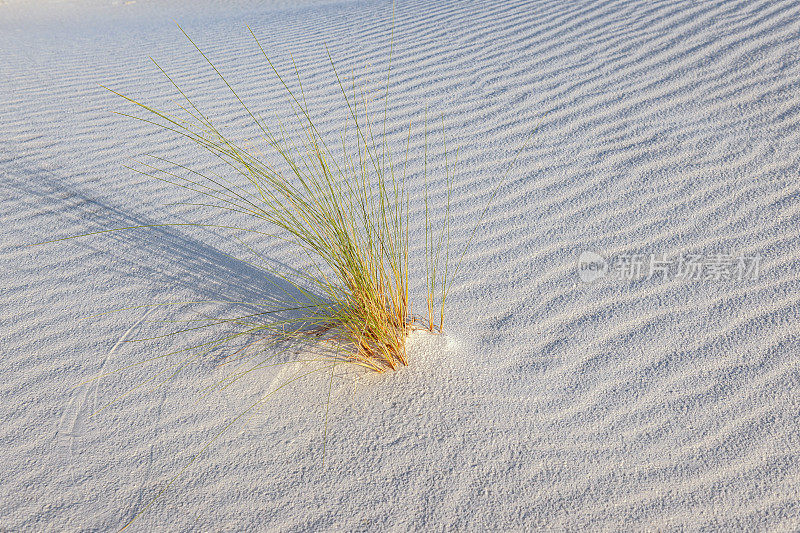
<box><xmin>100</xmin><ymin>25</ymin><xmax>456</xmax><ymax>373</ymax></box>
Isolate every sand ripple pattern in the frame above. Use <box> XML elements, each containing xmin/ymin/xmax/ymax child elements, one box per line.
<box><xmin>1</xmin><ymin>0</ymin><xmax>798</xmax><ymax>530</ymax></box>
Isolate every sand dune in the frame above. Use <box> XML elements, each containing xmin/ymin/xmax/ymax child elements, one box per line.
<box><xmin>1</xmin><ymin>0</ymin><xmax>799</xmax><ymax>530</ymax></box>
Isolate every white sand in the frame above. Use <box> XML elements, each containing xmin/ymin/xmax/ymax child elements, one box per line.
<box><xmin>2</xmin><ymin>0</ymin><xmax>799</xmax><ymax>530</ymax></box>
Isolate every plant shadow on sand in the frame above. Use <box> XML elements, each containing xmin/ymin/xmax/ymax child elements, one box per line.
<box><xmin>9</xmin><ymin>156</ymin><xmax>341</xmax><ymax>373</ymax></box>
